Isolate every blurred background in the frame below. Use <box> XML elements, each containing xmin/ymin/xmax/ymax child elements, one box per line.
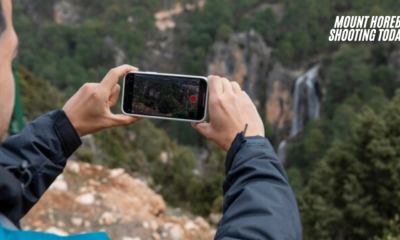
<box><xmin>7</xmin><ymin>0</ymin><xmax>400</xmax><ymax>239</ymax></box>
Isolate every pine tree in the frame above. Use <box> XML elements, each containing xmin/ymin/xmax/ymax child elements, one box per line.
<box><xmin>300</xmin><ymin>91</ymin><xmax>400</xmax><ymax>240</ymax></box>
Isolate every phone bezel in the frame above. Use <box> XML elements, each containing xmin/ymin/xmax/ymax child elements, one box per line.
<box><xmin>121</xmin><ymin>71</ymin><xmax>208</xmax><ymax>123</ymax></box>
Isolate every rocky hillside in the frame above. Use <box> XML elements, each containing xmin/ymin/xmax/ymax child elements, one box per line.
<box><xmin>21</xmin><ymin>161</ymin><xmax>215</xmax><ymax>240</ymax></box>
<box><xmin>206</xmin><ymin>30</ymin><xmax>321</xmax><ymax>149</ymax></box>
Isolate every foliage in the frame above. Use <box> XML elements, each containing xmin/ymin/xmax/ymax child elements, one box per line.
<box><xmin>187</xmin><ymin>144</ymin><xmax>225</xmax><ymax>215</ymax></box>
<box><xmin>16</xmin><ymin>62</ymin><xmax>224</xmax><ymax>217</ymax></box>
<box><xmin>75</xmin><ymin>147</ymin><xmax>96</xmax><ymax>164</ymax></box>
<box><xmin>13</xmin><ymin>0</ymin><xmax>156</xmax><ymax>96</ymax></box>
<box><xmin>153</xmin><ymin>146</ymin><xmax>197</xmax><ymax>204</ymax></box>
<box><xmin>299</xmin><ymin>91</ymin><xmax>400</xmax><ymax>240</ymax></box>
<box><xmin>13</xmin><ymin>0</ymin><xmax>400</xmax><ymax>226</ymax></box>
<box><xmin>158</xmin><ymin>95</ymin><xmax>179</xmax><ymax>114</ymax></box>
<box><xmin>93</xmin><ymin>118</ymin><xmax>225</xmax><ymax>217</ymax></box>
<box><xmin>18</xmin><ymin>65</ymin><xmax>65</xmax><ymax>119</ymax></box>
<box><xmin>238</xmin><ymin>7</ymin><xmax>278</xmax><ymax>43</ymax></box>
<box><xmin>287</xmin><ymin>120</ymin><xmax>333</xmax><ymax>183</ymax></box>
<box><xmin>324</xmin><ymin>45</ymin><xmax>372</xmax><ymax>117</ymax></box>
<box><xmin>287</xmin><ymin>44</ymin><xmax>391</xmax><ymax>184</ymax></box>
<box><xmin>153</xmin><ymin>142</ymin><xmax>224</xmax><ymax>216</ymax></box>
<box><xmin>374</xmin><ymin>215</ymin><xmax>400</xmax><ymax>240</ymax></box>
<box><xmin>286</xmin><ymin>167</ymin><xmax>304</xmax><ymax>193</ymax></box>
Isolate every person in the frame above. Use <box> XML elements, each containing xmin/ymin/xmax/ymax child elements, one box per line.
<box><xmin>0</xmin><ymin>0</ymin><xmax>303</xmax><ymax>239</ymax></box>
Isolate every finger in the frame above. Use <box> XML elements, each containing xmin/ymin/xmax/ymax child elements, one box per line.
<box><xmin>191</xmin><ymin>121</ymin><xmax>211</xmax><ymax>138</ymax></box>
<box><xmin>78</xmin><ymin>83</ymin><xmax>99</xmax><ymax>94</ymax></box>
<box><xmin>108</xmin><ymin>84</ymin><xmax>121</xmax><ymax>108</ymax></box>
<box><xmin>241</xmin><ymin>91</ymin><xmax>256</xmax><ymax>108</ymax></box>
<box><xmin>208</xmin><ymin>75</ymin><xmax>223</xmax><ymax>96</ymax></box>
<box><xmin>241</xmin><ymin>90</ymin><xmax>252</xmax><ymax>101</ymax></box>
<box><xmin>110</xmin><ymin>114</ymin><xmax>143</xmax><ymax>127</ymax></box>
<box><xmin>231</xmin><ymin>81</ymin><xmax>242</xmax><ymax>94</ymax></box>
<box><xmin>100</xmin><ymin>65</ymin><xmax>138</xmax><ymax>91</ymax></box>
<box><xmin>221</xmin><ymin>78</ymin><xmax>233</xmax><ymax>94</ymax></box>
<box><xmin>2</xmin><ymin>0</ymin><xmax>13</xmax><ymax>26</ymax></box>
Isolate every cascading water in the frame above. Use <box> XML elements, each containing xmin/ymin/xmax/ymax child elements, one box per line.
<box><xmin>306</xmin><ymin>66</ymin><xmax>320</xmax><ymax>120</ymax></box>
<box><xmin>278</xmin><ymin>65</ymin><xmax>320</xmax><ymax>164</ymax></box>
<box><xmin>277</xmin><ymin>140</ymin><xmax>287</xmax><ymax>164</ymax></box>
<box><xmin>290</xmin><ymin>65</ymin><xmax>320</xmax><ymax>137</ymax></box>
<box><xmin>290</xmin><ymin>75</ymin><xmax>306</xmax><ymax>137</ymax></box>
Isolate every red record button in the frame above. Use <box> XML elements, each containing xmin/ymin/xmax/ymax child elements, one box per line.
<box><xmin>190</xmin><ymin>95</ymin><xmax>197</xmax><ymax>103</ymax></box>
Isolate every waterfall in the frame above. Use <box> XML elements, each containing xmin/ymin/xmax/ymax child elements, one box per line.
<box><xmin>277</xmin><ymin>65</ymin><xmax>320</xmax><ymax>164</ymax></box>
<box><xmin>306</xmin><ymin>66</ymin><xmax>320</xmax><ymax>119</ymax></box>
<box><xmin>290</xmin><ymin>65</ymin><xmax>320</xmax><ymax>137</ymax></box>
<box><xmin>290</xmin><ymin>75</ymin><xmax>306</xmax><ymax>137</ymax></box>
<box><xmin>277</xmin><ymin>140</ymin><xmax>287</xmax><ymax>164</ymax></box>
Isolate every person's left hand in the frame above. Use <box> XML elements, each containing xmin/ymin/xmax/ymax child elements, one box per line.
<box><xmin>0</xmin><ymin>0</ymin><xmax>19</xmax><ymax>63</ymax></box>
<box><xmin>63</xmin><ymin>65</ymin><xmax>143</xmax><ymax>137</ymax></box>
<box><xmin>0</xmin><ymin>0</ymin><xmax>18</xmax><ymax>139</ymax></box>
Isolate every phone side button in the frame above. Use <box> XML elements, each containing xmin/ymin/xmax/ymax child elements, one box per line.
<box><xmin>147</xmin><ymin>71</ymin><xmax>158</xmax><ymax>74</ymax></box>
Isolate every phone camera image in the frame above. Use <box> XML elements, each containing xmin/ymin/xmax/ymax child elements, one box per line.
<box><xmin>130</xmin><ymin>74</ymin><xmax>204</xmax><ymax>120</ymax></box>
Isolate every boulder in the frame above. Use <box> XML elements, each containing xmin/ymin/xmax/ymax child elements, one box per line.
<box><xmin>53</xmin><ymin>1</ymin><xmax>79</xmax><ymax>26</ymax></box>
<box><xmin>75</xmin><ymin>193</ymin><xmax>95</xmax><ymax>205</ymax></box>
<box><xmin>50</xmin><ymin>174</ymin><xmax>68</xmax><ymax>191</ymax></box>
<box><xmin>21</xmin><ymin>161</ymin><xmax>214</xmax><ymax>240</ymax></box>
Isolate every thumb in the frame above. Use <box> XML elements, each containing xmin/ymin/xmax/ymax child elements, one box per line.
<box><xmin>110</xmin><ymin>114</ymin><xmax>143</xmax><ymax>127</ymax></box>
<box><xmin>191</xmin><ymin>121</ymin><xmax>212</xmax><ymax>138</ymax></box>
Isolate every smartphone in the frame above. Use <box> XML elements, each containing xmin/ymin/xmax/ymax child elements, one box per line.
<box><xmin>122</xmin><ymin>71</ymin><xmax>208</xmax><ymax>122</ymax></box>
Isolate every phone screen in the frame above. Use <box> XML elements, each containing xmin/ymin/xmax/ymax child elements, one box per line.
<box><xmin>123</xmin><ymin>72</ymin><xmax>208</xmax><ymax>121</ymax></box>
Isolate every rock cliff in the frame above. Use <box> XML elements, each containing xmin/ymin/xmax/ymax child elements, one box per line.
<box><xmin>266</xmin><ymin>63</ymin><xmax>303</xmax><ymax>140</ymax></box>
<box><xmin>207</xmin><ymin>30</ymin><xmax>272</xmax><ymax>108</ymax></box>
<box><xmin>206</xmin><ymin>30</ymin><xmax>323</xmax><ymax>148</ymax></box>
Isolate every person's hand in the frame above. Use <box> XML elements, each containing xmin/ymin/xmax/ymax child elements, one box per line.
<box><xmin>63</xmin><ymin>65</ymin><xmax>143</xmax><ymax>137</ymax></box>
<box><xmin>191</xmin><ymin>76</ymin><xmax>265</xmax><ymax>151</ymax></box>
<box><xmin>0</xmin><ymin>0</ymin><xmax>17</xmax><ymax>140</ymax></box>
<box><xmin>0</xmin><ymin>0</ymin><xmax>19</xmax><ymax>63</ymax></box>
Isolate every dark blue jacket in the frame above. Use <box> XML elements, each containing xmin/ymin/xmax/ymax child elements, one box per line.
<box><xmin>0</xmin><ymin>110</ymin><xmax>81</xmax><ymax>228</ymax></box>
<box><xmin>0</xmin><ymin>110</ymin><xmax>302</xmax><ymax>239</ymax></box>
<box><xmin>215</xmin><ymin>132</ymin><xmax>303</xmax><ymax>240</ymax></box>
<box><xmin>0</xmin><ymin>109</ymin><xmax>109</xmax><ymax>239</ymax></box>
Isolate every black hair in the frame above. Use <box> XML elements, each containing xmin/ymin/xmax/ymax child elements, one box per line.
<box><xmin>0</xmin><ymin>2</ymin><xmax>5</xmax><ymax>35</ymax></box>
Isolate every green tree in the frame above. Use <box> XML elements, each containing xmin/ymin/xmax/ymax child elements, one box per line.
<box><xmin>287</xmin><ymin>120</ymin><xmax>332</xmax><ymax>182</ymax></box>
<box><xmin>275</xmin><ymin>40</ymin><xmax>294</xmax><ymax>65</ymax></box>
<box><xmin>291</xmin><ymin>30</ymin><xmax>312</xmax><ymax>60</ymax></box>
<box><xmin>188</xmin><ymin>143</ymin><xmax>225</xmax><ymax>216</ymax></box>
<box><xmin>153</xmin><ymin>146</ymin><xmax>196</xmax><ymax>205</ymax></box>
<box><xmin>300</xmin><ymin>91</ymin><xmax>400</xmax><ymax>240</ymax></box>
<box><xmin>324</xmin><ymin>45</ymin><xmax>372</xmax><ymax>117</ymax></box>
<box><xmin>158</xmin><ymin>95</ymin><xmax>179</xmax><ymax>114</ymax></box>
<box><xmin>372</xmin><ymin>66</ymin><xmax>398</xmax><ymax>98</ymax></box>
<box><xmin>374</xmin><ymin>215</ymin><xmax>400</xmax><ymax>240</ymax></box>
<box><xmin>18</xmin><ymin>65</ymin><xmax>65</xmax><ymax>119</ymax></box>
<box><xmin>216</xmin><ymin>24</ymin><xmax>233</xmax><ymax>40</ymax></box>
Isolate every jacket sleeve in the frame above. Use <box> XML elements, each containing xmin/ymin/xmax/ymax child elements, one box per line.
<box><xmin>0</xmin><ymin>109</ymin><xmax>82</xmax><ymax>227</ymax></box>
<box><xmin>215</xmin><ymin>133</ymin><xmax>303</xmax><ymax>240</ymax></box>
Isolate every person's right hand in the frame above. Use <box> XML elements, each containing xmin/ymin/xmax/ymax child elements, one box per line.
<box><xmin>63</xmin><ymin>65</ymin><xmax>143</xmax><ymax>137</ymax></box>
<box><xmin>192</xmin><ymin>76</ymin><xmax>265</xmax><ymax>152</ymax></box>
